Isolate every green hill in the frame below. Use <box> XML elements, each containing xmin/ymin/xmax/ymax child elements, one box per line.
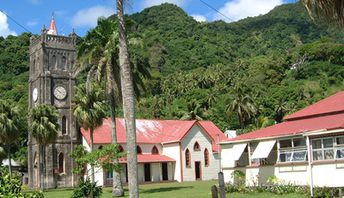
<box><xmin>0</xmin><ymin>2</ymin><xmax>343</xmax><ymax>134</ymax></box>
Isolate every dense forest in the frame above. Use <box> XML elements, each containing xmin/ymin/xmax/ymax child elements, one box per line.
<box><xmin>0</xmin><ymin>2</ymin><xmax>344</xmax><ymax>163</ymax></box>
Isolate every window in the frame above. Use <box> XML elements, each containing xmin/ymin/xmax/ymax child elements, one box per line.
<box><xmin>33</xmin><ymin>152</ymin><xmax>38</xmax><ymax>168</ymax></box>
<box><xmin>152</xmin><ymin>146</ymin><xmax>159</xmax><ymax>155</ymax></box>
<box><xmin>185</xmin><ymin>149</ymin><xmax>191</xmax><ymax>167</ymax></box>
<box><xmin>61</xmin><ymin>116</ymin><xmax>67</xmax><ymax>135</ymax></box>
<box><xmin>194</xmin><ymin>142</ymin><xmax>200</xmax><ymax>151</ymax></box>
<box><xmin>62</xmin><ymin>56</ymin><xmax>67</xmax><ymax>70</ymax></box>
<box><xmin>336</xmin><ymin>137</ymin><xmax>344</xmax><ymax>159</ymax></box>
<box><xmin>137</xmin><ymin>146</ymin><xmax>142</xmax><ymax>154</ymax></box>
<box><xmin>204</xmin><ymin>148</ymin><xmax>209</xmax><ymax>167</ymax></box>
<box><xmin>58</xmin><ymin>153</ymin><xmax>64</xmax><ymax>173</ymax></box>
<box><xmin>312</xmin><ymin>138</ymin><xmax>335</xmax><ymax>161</ymax></box>
<box><xmin>52</xmin><ymin>55</ymin><xmax>56</xmax><ymax>69</ymax></box>
<box><xmin>278</xmin><ymin>138</ymin><xmax>307</xmax><ymax>163</ymax></box>
<box><xmin>98</xmin><ymin>145</ymin><xmax>103</xmax><ymax>150</ymax></box>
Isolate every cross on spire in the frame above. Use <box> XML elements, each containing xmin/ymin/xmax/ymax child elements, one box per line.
<box><xmin>47</xmin><ymin>13</ymin><xmax>57</xmax><ymax>35</ymax></box>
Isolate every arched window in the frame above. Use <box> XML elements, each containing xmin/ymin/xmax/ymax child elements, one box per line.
<box><xmin>61</xmin><ymin>116</ymin><xmax>67</xmax><ymax>135</ymax></box>
<box><xmin>137</xmin><ymin>146</ymin><xmax>142</xmax><ymax>154</ymax></box>
<box><xmin>33</xmin><ymin>152</ymin><xmax>38</xmax><ymax>168</ymax></box>
<box><xmin>185</xmin><ymin>149</ymin><xmax>191</xmax><ymax>167</ymax></box>
<box><xmin>204</xmin><ymin>148</ymin><xmax>209</xmax><ymax>167</ymax></box>
<box><xmin>152</xmin><ymin>146</ymin><xmax>159</xmax><ymax>155</ymax></box>
<box><xmin>194</xmin><ymin>142</ymin><xmax>200</xmax><ymax>151</ymax></box>
<box><xmin>118</xmin><ymin>145</ymin><xmax>124</xmax><ymax>152</ymax></box>
<box><xmin>58</xmin><ymin>153</ymin><xmax>64</xmax><ymax>173</ymax></box>
<box><xmin>62</xmin><ymin>56</ymin><xmax>67</xmax><ymax>70</ymax></box>
<box><xmin>52</xmin><ymin>55</ymin><xmax>56</xmax><ymax>69</ymax></box>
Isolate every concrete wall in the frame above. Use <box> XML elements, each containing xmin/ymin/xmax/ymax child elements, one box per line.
<box><xmin>162</xmin><ymin>143</ymin><xmax>180</xmax><ymax>181</ymax></box>
<box><xmin>181</xmin><ymin>125</ymin><xmax>220</xmax><ymax>181</ymax></box>
<box><xmin>223</xmin><ymin>162</ymin><xmax>344</xmax><ymax>187</ymax></box>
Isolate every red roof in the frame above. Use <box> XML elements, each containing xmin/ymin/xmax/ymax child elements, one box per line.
<box><xmin>285</xmin><ymin>91</ymin><xmax>344</xmax><ymax>120</ymax></box>
<box><xmin>81</xmin><ymin>119</ymin><xmax>227</xmax><ymax>152</ymax></box>
<box><xmin>198</xmin><ymin>121</ymin><xmax>228</xmax><ymax>152</ymax></box>
<box><xmin>47</xmin><ymin>16</ymin><xmax>57</xmax><ymax>35</ymax></box>
<box><xmin>230</xmin><ymin>113</ymin><xmax>344</xmax><ymax>142</ymax></box>
<box><xmin>118</xmin><ymin>154</ymin><xmax>175</xmax><ymax>163</ymax></box>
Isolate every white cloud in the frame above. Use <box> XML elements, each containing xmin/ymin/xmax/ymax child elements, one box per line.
<box><xmin>191</xmin><ymin>14</ymin><xmax>207</xmax><ymax>22</ymax></box>
<box><xmin>71</xmin><ymin>6</ymin><xmax>114</xmax><ymax>28</ymax></box>
<box><xmin>214</xmin><ymin>0</ymin><xmax>284</xmax><ymax>22</ymax></box>
<box><xmin>0</xmin><ymin>12</ymin><xmax>17</xmax><ymax>37</ymax></box>
<box><xmin>142</xmin><ymin>0</ymin><xmax>185</xmax><ymax>8</ymax></box>
<box><xmin>30</xmin><ymin>0</ymin><xmax>40</xmax><ymax>5</ymax></box>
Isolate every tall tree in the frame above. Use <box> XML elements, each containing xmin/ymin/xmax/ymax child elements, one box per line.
<box><xmin>117</xmin><ymin>0</ymin><xmax>139</xmax><ymax>197</ymax></box>
<box><xmin>0</xmin><ymin>101</ymin><xmax>20</xmax><ymax>175</ymax></box>
<box><xmin>302</xmin><ymin>0</ymin><xmax>344</xmax><ymax>27</ymax></box>
<box><xmin>30</xmin><ymin>104</ymin><xmax>59</xmax><ymax>190</ymax></box>
<box><xmin>73</xmin><ymin>84</ymin><xmax>106</xmax><ymax>183</ymax></box>
<box><xmin>226</xmin><ymin>87</ymin><xmax>257</xmax><ymax>129</ymax></box>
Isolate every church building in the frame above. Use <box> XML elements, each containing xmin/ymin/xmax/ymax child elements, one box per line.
<box><xmin>28</xmin><ymin>17</ymin><xmax>79</xmax><ymax>188</ymax></box>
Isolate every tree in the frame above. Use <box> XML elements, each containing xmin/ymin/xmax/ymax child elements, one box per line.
<box><xmin>73</xmin><ymin>84</ymin><xmax>106</xmax><ymax>183</ymax></box>
<box><xmin>226</xmin><ymin>86</ymin><xmax>257</xmax><ymax>129</ymax></box>
<box><xmin>117</xmin><ymin>0</ymin><xmax>139</xmax><ymax>197</ymax></box>
<box><xmin>302</xmin><ymin>0</ymin><xmax>344</xmax><ymax>27</ymax></box>
<box><xmin>30</xmin><ymin>104</ymin><xmax>59</xmax><ymax>190</ymax></box>
<box><xmin>0</xmin><ymin>100</ymin><xmax>20</xmax><ymax>175</ymax></box>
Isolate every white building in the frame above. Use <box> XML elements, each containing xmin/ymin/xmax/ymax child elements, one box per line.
<box><xmin>81</xmin><ymin>119</ymin><xmax>228</xmax><ymax>186</ymax></box>
<box><xmin>221</xmin><ymin>91</ymin><xmax>344</xmax><ymax>188</ymax></box>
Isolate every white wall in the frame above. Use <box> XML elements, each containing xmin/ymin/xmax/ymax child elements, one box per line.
<box><xmin>162</xmin><ymin>143</ymin><xmax>181</xmax><ymax>181</ymax></box>
<box><xmin>181</xmin><ymin>125</ymin><xmax>220</xmax><ymax>181</ymax></box>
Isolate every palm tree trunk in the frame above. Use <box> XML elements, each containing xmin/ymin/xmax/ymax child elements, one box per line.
<box><xmin>42</xmin><ymin>145</ymin><xmax>46</xmax><ymax>191</ymax></box>
<box><xmin>90</xmin><ymin>128</ymin><xmax>95</xmax><ymax>183</ymax></box>
<box><xmin>7</xmin><ymin>145</ymin><xmax>12</xmax><ymax>176</ymax></box>
<box><xmin>117</xmin><ymin>0</ymin><xmax>139</xmax><ymax>197</ymax></box>
<box><xmin>108</xmin><ymin>92</ymin><xmax>124</xmax><ymax>196</ymax></box>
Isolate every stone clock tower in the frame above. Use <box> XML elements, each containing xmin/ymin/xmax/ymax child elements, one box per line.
<box><xmin>28</xmin><ymin>17</ymin><xmax>79</xmax><ymax>188</ymax></box>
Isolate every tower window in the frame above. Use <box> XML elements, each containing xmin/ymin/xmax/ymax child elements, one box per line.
<box><xmin>194</xmin><ymin>142</ymin><xmax>201</xmax><ymax>151</ymax></box>
<box><xmin>62</xmin><ymin>56</ymin><xmax>67</xmax><ymax>70</ymax></box>
<box><xmin>185</xmin><ymin>149</ymin><xmax>191</xmax><ymax>167</ymax></box>
<box><xmin>152</xmin><ymin>146</ymin><xmax>159</xmax><ymax>155</ymax></box>
<box><xmin>204</xmin><ymin>148</ymin><xmax>209</xmax><ymax>167</ymax></box>
<box><xmin>58</xmin><ymin>153</ymin><xmax>64</xmax><ymax>173</ymax></box>
<box><xmin>137</xmin><ymin>146</ymin><xmax>142</xmax><ymax>154</ymax></box>
<box><xmin>62</xmin><ymin>116</ymin><xmax>67</xmax><ymax>135</ymax></box>
<box><xmin>52</xmin><ymin>55</ymin><xmax>57</xmax><ymax>69</ymax></box>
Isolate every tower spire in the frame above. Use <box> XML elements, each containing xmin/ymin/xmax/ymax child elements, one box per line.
<box><xmin>47</xmin><ymin>13</ymin><xmax>57</xmax><ymax>35</ymax></box>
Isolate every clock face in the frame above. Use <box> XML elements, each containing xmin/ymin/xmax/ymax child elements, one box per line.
<box><xmin>54</xmin><ymin>86</ymin><xmax>67</xmax><ymax>100</ymax></box>
<box><xmin>32</xmin><ymin>88</ymin><xmax>38</xmax><ymax>102</ymax></box>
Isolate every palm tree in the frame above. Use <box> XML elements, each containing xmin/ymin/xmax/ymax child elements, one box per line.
<box><xmin>0</xmin><ymin>100</ymin><xmax>20</xmax><ymax>175</ymax></box>
<box><xmin>77</xmin><ymin>17</ymin><xmax>150</xmax><ymax>197</ymax></box>
<box><xmin>181</xmin><ymin>99</ymin><xmax>207</xmax><ymax>121</ymax></box>
<box><xmin>117</xmin><ymin>0</ymin><xmax>139</xmax><ymax>197</ymax></box>
<box><xmin>30</xmin><ymin>104</ymin><xmax>59</xmax><ymax>190</ymax></box>
<box><xmin>302</xmin><ymin>0</ymin><xmax>344</xmax><ymax>27</ymax></box>
<box><xmin>73</xmin><ymin>84</ymin><xmax>105</xmax><ymax>183</ymax></box>
<box><xmin>226</xmin><ymin>87</ymin><xmax>257</xmax><ymax>129</ymax></box>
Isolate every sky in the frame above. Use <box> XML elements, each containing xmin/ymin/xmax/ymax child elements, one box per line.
<box><xmin>0</xmin><ymin>0</ymin><xmax>297</xmax><ymax>37</ymax></box>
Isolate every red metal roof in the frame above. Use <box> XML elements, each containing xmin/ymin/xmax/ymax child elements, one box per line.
<box><xmin>229</xmin><ymin>113</ymin><xmax>344</xmax><ymax>142</ymax></box>
<box><xmin>285</xmin><ymin>91</ymin><xmax>344</xmax><ymax>120</ymax></box>
<box><xmin>81</xmin><ymin>119</ymin><xmax>226</xmax><ymax>151</ymax></box>
<box><xmin>118</xmin><ymin>154</ymin><xmax>175</xmax><ymax>163</ymax></box>
<box><xmin>198</xmin><ymin>121</ymin><xmax>228</xmax><ymax>152</ymax></box>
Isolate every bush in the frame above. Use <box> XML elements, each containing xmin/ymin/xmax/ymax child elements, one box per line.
<box><xmin>0</xmin><ymin>167</ymin><xmax>43</xmax><ymax>198</ymax></box>
<box><xmin>71</xmin><ymin>179</ymin><xmax>102</xmax><ymax>198</ymax></box>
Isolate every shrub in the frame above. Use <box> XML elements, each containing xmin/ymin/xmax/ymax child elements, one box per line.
<box><xmin>0</xmin><ymin>167</ymin><xmax>43</xmax><ymax>198</ymax></box>
<box><xmin>71</xmin><ymin>179</ymin><xmax>102</xmax><ymax>198</ymax></box>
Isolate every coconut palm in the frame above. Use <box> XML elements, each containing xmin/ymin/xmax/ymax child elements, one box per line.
<box><xmin>73</xmin><ymin>84</ymin><xmax>105</xmax><ymax>183</ymax></box>
<box><xmin>117</xmin><ymin>0</ymin><xmax>139</xmax><ymax>197</ymax></box>
<box><xmin>302</xmin><ymin>0</ymin><xmax>344</xmax><ymax>27</ymax></box>
<box><xmin>30</xmin><ymin>104</ymin><xmax>59</xmax><ymax>190</ymax></box>
<box><xmin>226</xmin><ymin>86</ymin><xmax>257</xmax><ymax>129</ymax></box>
<box><xmin>0</xmin><ymin>100</ymin><xmax>20</xmax><ymax>175</ymax></box>
<box><xmin>77</xmin><ymin>17</ymin><xmax>150</xmax><ymax>197</ymax></box>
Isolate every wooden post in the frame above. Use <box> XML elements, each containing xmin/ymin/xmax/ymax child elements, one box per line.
<box><xmin>211</xmin><ymin>185</ymin><xmax>218</xmax><ymax>198</ymax></box>
<box><xmin>218</xmin><ymin>172</ymin><xmax>226</xmax><ymax>198</ymax></box>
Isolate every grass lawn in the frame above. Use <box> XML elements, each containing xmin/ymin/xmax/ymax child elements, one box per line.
<box><xmin>43</xmin><ymin>181</ymin><xmax>306</xmax><ymax>198</ymax></box>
